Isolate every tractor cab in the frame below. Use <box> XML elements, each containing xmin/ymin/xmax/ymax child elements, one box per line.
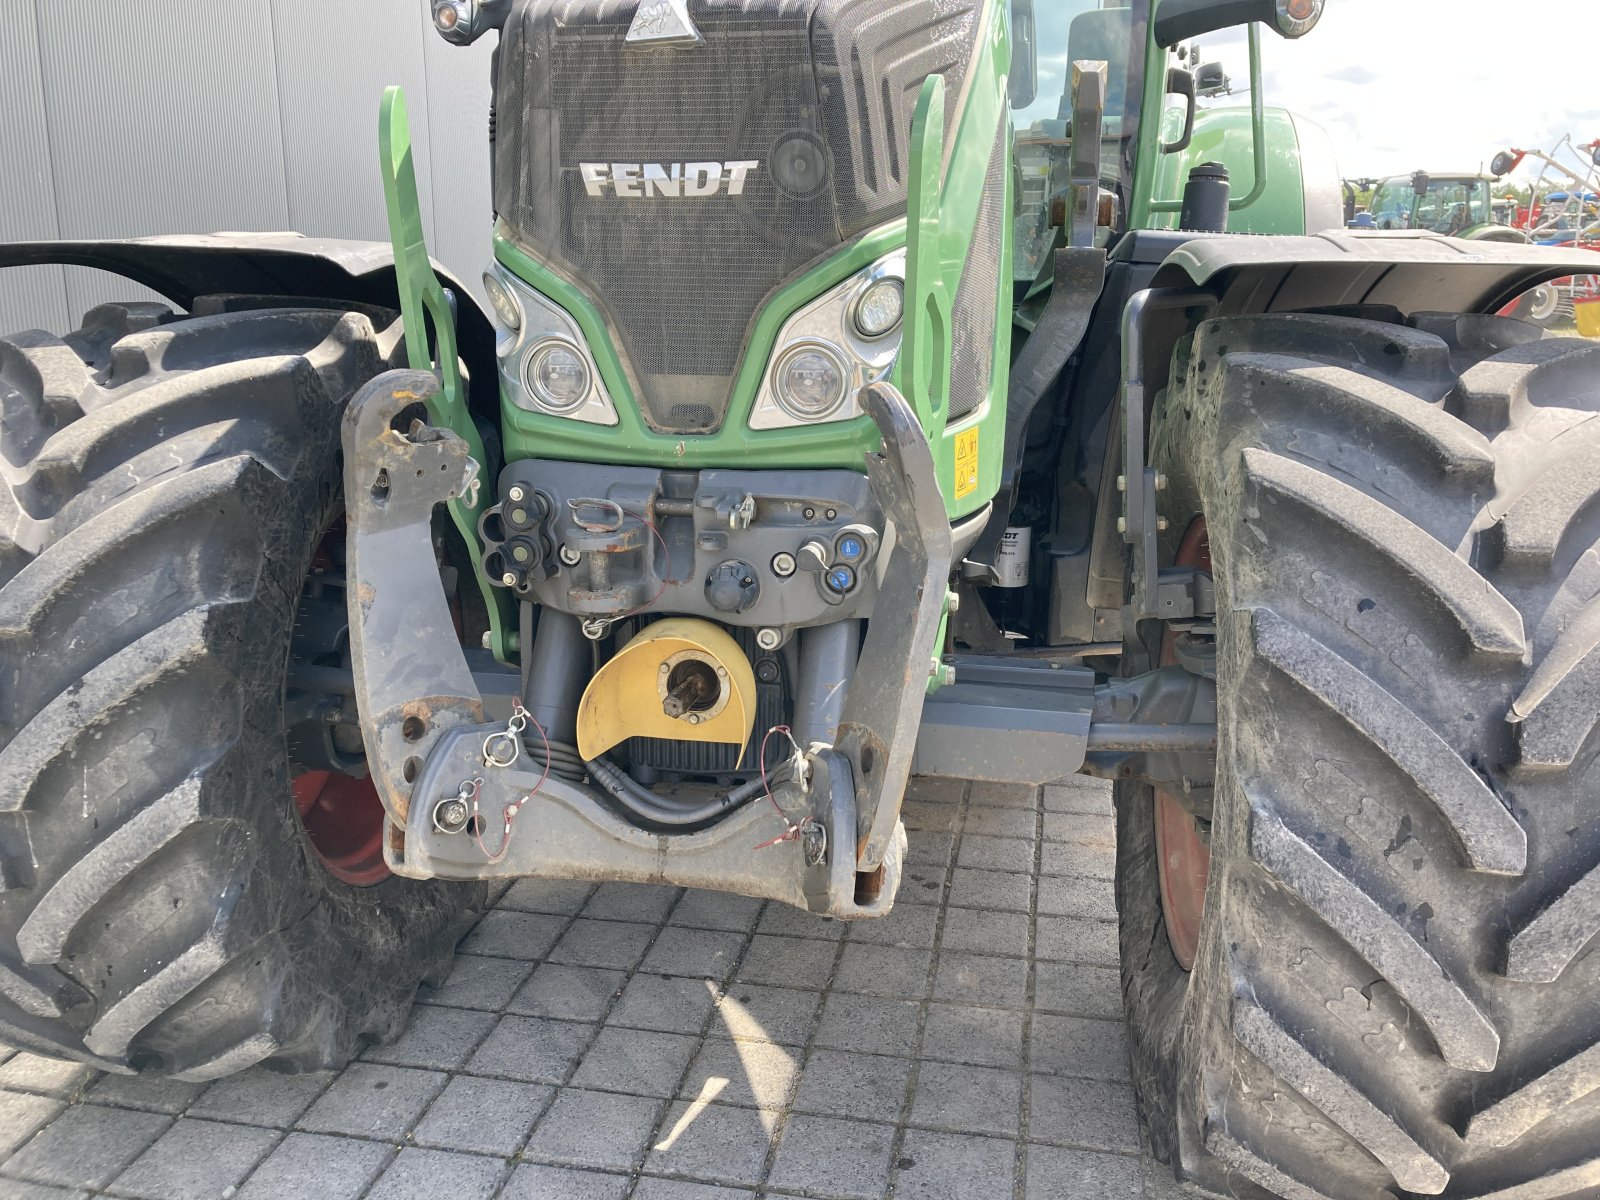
<box><xmin>1368</xmin><ymin>170</ymin><xmax>1496</xmax><ymax>235</ymax></box>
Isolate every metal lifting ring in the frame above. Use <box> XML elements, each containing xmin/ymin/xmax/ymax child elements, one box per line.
<box><xmin>482</xmin><ymin>729</ymin><xmax>521</xmax><ymax>768</ymax></box>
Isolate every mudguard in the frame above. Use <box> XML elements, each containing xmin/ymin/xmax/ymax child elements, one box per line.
<box><xmin>1151</xmin><ymin>230</ymin><xmax>1600</xmax><ymax>317</ymax></box>
<box><xmin>0</xmin><ymin>233</ymin><xmax>497</xmax><ymax>424</ymax></box>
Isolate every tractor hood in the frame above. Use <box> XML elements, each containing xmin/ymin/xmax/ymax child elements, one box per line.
<box><xmin>492</xmin><ymin>0</ymin><xmax>980</xmax><ymax>434</ymax></box>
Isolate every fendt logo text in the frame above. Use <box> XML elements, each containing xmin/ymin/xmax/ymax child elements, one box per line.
<box><xmin>579</xmin><ymin>161</ymin><xmax>760</xmax><ymax>199</ymax></box>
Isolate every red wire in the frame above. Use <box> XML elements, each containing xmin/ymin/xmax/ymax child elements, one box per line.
<box><xmin>754</xmin><ymin>725</ymin><xmax>802</xmax><ymax>850</ymax></box>
<box><xmin>474</xmin><ymin>700</ymin><xmax>551</xmax><ymax>864</ymax></box>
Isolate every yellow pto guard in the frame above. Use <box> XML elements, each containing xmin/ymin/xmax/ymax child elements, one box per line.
<box><xmin>576</xmin><ymin>618</ymin><xmax>757</xmax><ymax>763</ymax></box>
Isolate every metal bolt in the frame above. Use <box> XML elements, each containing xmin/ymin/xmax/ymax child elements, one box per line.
<box><xmin>755</xmin><ymin>627</ymin><xmax>782</xmax><ymax>651</ymax></box>
<box><xmin>432</xmin><ymin>797</ymin><xmax>470</xmax><ymax>834</ymax></box>
<box><xmin>1156</xmin><ymin>516</ymin><xmax>1169</xmax><ymax>532</ymax></box>
<box><xmin>801</xmin><ymin>819</ymin><xmax>828</xmax><ymax>866</ymax></box>
<box><xmin>1116</xmin><ymin>475</ymin><xmax>1127</xmax><ymax>492</ymax></box>
<box><xmin>1116</xmin><ymin>517</ymin><xmax>1127</xmax><ymax>534</ymax></box>
<box><xmin>947</xmin><ymin>590</ymin><xmax>961</xmax><ymax>614</ymax></box>
<box><xmin>660</xmin><ymin>663</ymin><xmax>671</xmax><ymax>676</ymax></box>
<box><xmin>1154</xmin><ymin>473</ymin><xmax>1169</xmax><ymax>492</ymax></box>
<box><xmin>511</xmin><ymin>543</ymin><xmax>532</xmax><ymax>563</ymax></box>
<box><xmin>481</xmin><ymin>631</ymin><xmax>493</xmax><ymax>650</ymax></box>
<box><xmin>558</xmin><ymin>544</ymin><xmax>581</xmax><ymax>566</ymax></box>
<box><xmin>802</xmin><ymin>506</ymin><xmax>815</xmax><ymax>520</ymax></box>
<box><xmin>501</xmin><ymin>571</ymin><xmax>519</xmax><ymax>587</ymax></box>
<box><xmin>771</xmin><ymin>551</ymin><xmax>797</xmax><ymax>578</ymax></box>
<box><xmin>509</xmin><ymin>507</ymin><xmax>529</xmax><ymax>525</ymax></box>
<box><xmin>825</xmin><ymin>508</ymin><xmax>837</xmax><ymax>520</ymax></box>
<box><xmin>687</xmin><ymin>713</ymin><xmax>701</xmax><ymax>725</ymax></box>
<box><xmin>508</xmin><ymin>485</ymin><xmax>526</xmax><ymax>503</ymax></box>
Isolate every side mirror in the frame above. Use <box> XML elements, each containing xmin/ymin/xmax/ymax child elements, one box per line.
<box><xmin>1412</xmin><ymin>171</ymin><xmax>1431</xmax><ymax>197</ymax></box>
<box><xmin>1009</xmin><ymin>0</ymin><xmax>1038</xmax><ymax>109</ymax></box>
<box><xmin>1195</xmin><ymin>61</ymin><xmax>1230</xmax><ymax>96</ymax></box>
<box><xmin>1154</xmin><ymin>0</ymin><xmax>1323</xmax><ymax>48</ymax></box>
<box><xmin>1592</xmin><ymin>145</ymin><xmax>1600</xmax><ymax>169</ymax></box>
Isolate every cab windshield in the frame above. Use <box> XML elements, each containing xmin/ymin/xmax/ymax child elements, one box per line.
<box><xmin>1012</xmin><ymin>2</ymin><xmax>1148</xmax><ymax>280</ymax></box>
<box><xmin>1368</xmin><ymin>176</ymin><xmax>1492</xmax><ymax>235</ymax></box>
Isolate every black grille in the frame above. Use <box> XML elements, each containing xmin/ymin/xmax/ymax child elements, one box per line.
<box><xmin>947</xmin><ymin>118</ymin><xmax>1006</xmax><ymax>420</ymax></box>
<box><xmin>495</xmin><ymin>0</ymin><xmax>980</xmax><ymax>433</ymax></box>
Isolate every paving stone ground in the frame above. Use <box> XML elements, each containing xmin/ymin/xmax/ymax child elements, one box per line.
<box><xmin>0</xmin><ymin>776</ymin><xmax>1188</xmax><ymax>1200</ymax></box>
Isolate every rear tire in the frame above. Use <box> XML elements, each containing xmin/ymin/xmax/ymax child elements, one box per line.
<box><xmin>0</xmin><ymin>298</ymin><xmax>484</xmax><ymax>1077</ymax></box>
<box><xmin>1119</xmin><ymin>310</ymin><xmax>1600</xmax><ymax>1198</ymax></box>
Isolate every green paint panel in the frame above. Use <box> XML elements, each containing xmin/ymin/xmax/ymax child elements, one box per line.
<box><xmin>495</xmin><ymin>1</ymin><xmax>1014</xmax><ymax>521</ymax></box>
<box><xmin>1146</xmin><ymin>106</ymin><xmax>1310</xmax><ymax>235</ymax></box>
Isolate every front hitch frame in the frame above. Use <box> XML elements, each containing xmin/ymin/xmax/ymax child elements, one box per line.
<box><xmin>341</xmin><ymin>370</ymin><xmax>920</xmax><ymax>917</ymax></box>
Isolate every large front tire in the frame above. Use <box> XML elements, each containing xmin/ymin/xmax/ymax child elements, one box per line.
<box><xmin>1120</xmin><ymin>310</ymin><xmax>1600</xmax><ymax>1199</ymax></box>
<box><xmin>0</xmin><ymin>299</ymin><xmax>483</xmax><ymax>1078</ymax></box>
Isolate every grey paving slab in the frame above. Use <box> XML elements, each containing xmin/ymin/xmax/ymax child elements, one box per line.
<box><xmin>734</xmin><ymin>934</ymin><xmax>838</xmax><ymax>989</ymax></box>
<box><xmin>644</xmin><ymin>1099</ymin><xmax>776</xmax><ymax>1187</ymax></box>
<box><xmin>458</xmin><ymin>908</ymin><xmax>568</xmax><ymax>959</ymax></box>
<box><xmin>82</xmin><ymin>1073</ymin><xmax>206</xmax><ymax>1115</ymax></box>
<box><xmin>522</xmin><ymin>1088</ymin><xmax>664</xmax><ymax>1171</ymax></box>
<box><xmin>0</xmin><ymin>1104</ymin><xmax>169</xmax><ymax>1191</ymax></box>
<box><xmin>677</xmin><ymin>1037</ymin><xmax>799</xmax><ymax>1111</ymax></box>
<box><xmin>366</xmin><ymin>1146</ymin><xmax>506</xmax><ymax>1199</ymax></box>
<box><xmin>922</xmin><ymin>1002</ymin><xmax>1026</xmax><ymax>1068</ymax></box>
<box><xmin>1024</xmin><ymin>1143</ymin><xmax>1144</xmax><ymax>1200</ymax></box>
<box><xmin>412</xmin><ymin>1075</ymin><xmax>550</xmax><ymax>1156</ymax></box>
<box><xmin>421</xmin><ymin>953</ymin><xmax>534</xmax><ymax>1010</ymax></box>
<box><xmin>894</xmin><ymin>1129</ymin><xmax>1019</xmax><ymax>1200</ymax></box>
<box><xmin>768</xmin><ymin>1112</ymin><xmax>896</xmax><ymax>1199</ymax></box>
<box><xmin>295</xmin><ymin>1063</ymin><xmax>446</xmax><ymax>1139</ymax></box>
<box><xmin>608</xmin><ymin>973</ymin><xmax>719</xmax><ymax>1035</ymax></box>
<box><xmin>500</xmin><ymin>1162</ymin><xmax>630</xmax><ymax>1199</ymax></box>
<box><xmin>571</xmin><ymin>1027</ymin><xmax>701</xmax><ymax>1098</ymax></box>
<box><xmin>0</xmin><ymin>1090</ymin><xmax>64</xmax><ymax>1158</ymax></box>
<box><xmin>639</xmin><ymin>927</ymin><xmax>745</xmax><ymax>982</ymax></box>
<box><xmin>188</xmin><ymin>1068</ymin><xmax>333</xmax><ymax>1127</ymax></box>
<box><xmin>108</xmin><ymin>1117</ymin><xmax>278</xmax><ymax>1200</ymax></box>
<box><xmin>0</xmin><ymin>1181</ymin><xmax>90</xmax><ymax>1200</ymax></box>
<box><xmin>1031</xmin><ymin>1013</ymin><xmax>1133</xmax><ymax>1083</ymax></box>
<box><xmin>509</xmin><ymin>963</ymin><xmax>626</xmax><ymax>1022</ymax></box>
<box><xmin>812</xmin><ymin>992</ymin><xmax>922</xmax><ymax>1058</ymax></box>
<box><xmin>234</xmin><ymin>1132</ymin><xmax>391</xmax><ymax>1200</ymax></box>
<box><xmin>932</xmin><ymin>951</ymin><xmax>1031</xmax><ymax>1008</ymax></box>
<box><xmin>790</xmin><ymin>1049</ymin><xmax>913</xmax><ymax>1122</ymax></box>
<box><xmin>466</xmin><ymin>1015</ymin><xmax>594</xmax><ymax>1084</ymax></box>
<box><xmin>549</xmin><ymin>919</ymin><xmax>659</xmax><ymax>970</ymax></box>
<box><xmin>361</xmin><ymin>1002</ymin><xmax>497</xmax><ymax>1070</ymax></box>
<box><xmin>909</xmin><ymin>1061</ymin><xmax>1024</xmax><ymax>1138</ymax></box>
<box><xmin>0</xmin><ymin>776</ymin><xmax>1164</xmax><ymax>1200</ymax></box>
<box><xmin>1028</xmin><ymin>1075</ymin><xmax>1142</xmax><ymax>1154</ymax></box>
<box><xmin>500</xmin><ymin>878</ymin><xmax>596</xmax><ymax>916</ymax></box>
<box><xmin>0</xmin><ymin>1054</ymin><xmax>95</xmax><ymax>1099</ymax></box>
<box><xmin>669</xmin><ymin>890</ymin><xmax>764</xmax><ymax>933</ymax></box>
<box><xmin>710</xmin><ymin>984</ymin><xmax>820</xmax><ymax>1047</ymax></box>
<box><xmin>631</xmin><ymin>1178</ymin><xmax>756</xmax><ymax>1200</ymax></box>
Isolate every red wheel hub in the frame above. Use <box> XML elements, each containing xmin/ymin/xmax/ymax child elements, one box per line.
<box><xmin>1155</xmin><ymin>517</ymin><xmax>1212</xmax><ymax>970</ymax></box>
<box><xmin>291</xmin><ymin>770</ymin><xmax>390</xmax><ymax>886</ymax></box>
<box><xmin>289</xmin><ymin>518</ymin><xmax>391</xmax><ymax>887</ymax></box>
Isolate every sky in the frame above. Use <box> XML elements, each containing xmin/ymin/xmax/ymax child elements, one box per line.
<box><xmin>1198</xmin><ymin>1</ymin><xmax>1594</xmax><ymax>186</ymax></box>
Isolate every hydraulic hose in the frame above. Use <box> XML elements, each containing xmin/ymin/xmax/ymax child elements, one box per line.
<box><xmin>584</xmin><ymin>755</ymin><xmax>785</xmax><ymax>828</ymax></box>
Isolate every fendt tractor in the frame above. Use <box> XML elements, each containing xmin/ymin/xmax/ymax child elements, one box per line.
<box><xmin>2</xmin><ymin>1</ymin><xmax>1597</xmax><ymax>1196</ymax></box>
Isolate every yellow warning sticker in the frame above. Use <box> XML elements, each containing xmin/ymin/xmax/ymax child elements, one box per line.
<box><xmin>953</xmin><ymin>427</ymin><xmax>980</xmax><ymax>499</ymax></box>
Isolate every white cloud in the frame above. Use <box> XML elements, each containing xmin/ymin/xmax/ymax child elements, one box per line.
<box><xmin>1195</xmin><ymin>0</ymin><xmax>1592</xmax><ymax>185</ymax></box>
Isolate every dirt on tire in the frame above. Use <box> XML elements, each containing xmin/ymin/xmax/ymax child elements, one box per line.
<box><xmin>0</xmin><ymin>298</ymin><xmax>483</xmax><ymax>1078</ymax></box>
<box><xmin>1117</xmin><ymin>310</ymin><xmax>1600</xmax><ymax>1199</ymax></box>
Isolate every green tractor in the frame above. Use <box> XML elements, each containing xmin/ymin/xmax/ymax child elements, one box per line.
<box><xmin>1</xmin><ymin>0</ymin><xmax>1596</xmax><ymax>1195</ymax></box>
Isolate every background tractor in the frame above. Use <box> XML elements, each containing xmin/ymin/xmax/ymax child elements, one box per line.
<box><xmin>1</xmin><ymin>1</ymin><xmax>1597</xmax><ymax>1198</ymax></box>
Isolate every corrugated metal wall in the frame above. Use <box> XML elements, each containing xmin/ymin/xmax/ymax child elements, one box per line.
<box><xmin>0</xmin><ymin>0</ymin><xmax>494</xmax><ymax>336</ymax></box>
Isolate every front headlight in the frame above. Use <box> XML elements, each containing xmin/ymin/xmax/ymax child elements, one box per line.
<box><xmin>487</xmin><ymin>262</ymin><xmax>618</xmax><ymax>427</ymax></box>
<box><xmin>525</xmin><ymin>339</ymin><xmax>592</xmax><ymax>414</ymax></box>
<box><xmin>774</xmin><ymin>343</ymin><xmax>848</xmax><ymax>420</ymax></box>
<box><xmin>749</xmin><ymin>250</ymin><xmax>904</xmax><ymax>430</ymax></box>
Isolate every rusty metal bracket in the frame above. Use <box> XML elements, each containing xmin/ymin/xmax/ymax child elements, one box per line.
<box><xmin>835</xmin><ymin>381</ymin><xmax>953</xmax><ymax>872</ymax></box>
<box><xmin>343</xmin><ymin>369</ymin><xmax>486</xmax><ymax>834</ymax></box>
